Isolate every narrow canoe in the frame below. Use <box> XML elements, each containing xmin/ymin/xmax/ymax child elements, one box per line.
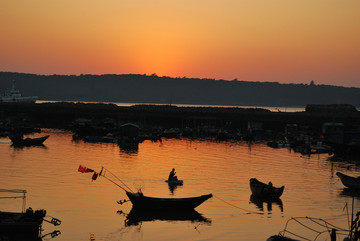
<box><xmin>125</xmin><ymin>192</ymin><xmax>212</xmax><ymax>211</ymax></box>
<box><xmin>336</xmin><ymin>172</ymin><xmax>360</xmax><ymax>189</ymax></box>
<box><xmin>249</xmin><ymin>178</ymin><xmax>284</xmax><ymax>199</ymax></box>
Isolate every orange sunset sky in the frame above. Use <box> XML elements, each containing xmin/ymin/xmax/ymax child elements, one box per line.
<box><xmin>1</xmin><ymin>0</ymin><xmax>360</xmax><ymax>87</ymax></box>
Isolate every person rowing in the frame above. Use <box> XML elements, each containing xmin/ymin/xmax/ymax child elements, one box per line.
<box><xmin>168</xmin><ymin>168</ymin><xmax>178</xmax><ymax>181</ymax></box>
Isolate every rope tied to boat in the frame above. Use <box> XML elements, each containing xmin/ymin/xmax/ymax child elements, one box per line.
<box><xmin>101</xmin><ymin>167</ymin><xmax>133</xmax><ymax>193</ymax></box>
<box><xmin>213</xmin><ymin>194</ymin><xmax>263</xmax><ymax>215</ymax></box>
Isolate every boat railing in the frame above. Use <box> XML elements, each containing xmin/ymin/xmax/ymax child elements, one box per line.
<box><xmin>278</xmin><ymin>216</ymin><xmax>350</xmax><ymax>241</ymax></box>
<box><xmin>0</xmin><ymin>189</ymin><xmax>27</xmax><ymax>212</ymax></box>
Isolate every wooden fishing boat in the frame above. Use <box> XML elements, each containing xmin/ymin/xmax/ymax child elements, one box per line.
<box><xmin>336</xmin><ymin>172</ymin><xmax>360</xmax><ymax>189</ymax></box>
<box><xmin>126</xmin><ymin>191</ymin><xmax>212</xmax><ymax>211</ymax></box>
<box><xmin>249</xmin><ymin>178</ymin><xmax>284</xmax><ymax>199</ymax></box>
<box><xmin>9</xmin><ymin>135</ymin><xmax>50</xmax><ymax>146</ymax></box>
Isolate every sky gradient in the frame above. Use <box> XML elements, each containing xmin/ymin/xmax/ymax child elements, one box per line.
<box><xmin>1</xmin><ymin>0</ymin><xmax>360</xmax><ymax>87</ymax></box>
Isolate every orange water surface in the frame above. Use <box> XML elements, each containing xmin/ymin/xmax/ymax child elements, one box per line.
<box><xmin>1</xmin><ymin>129</ymin><xmax>359</xmax><ymax>241</ymax></box>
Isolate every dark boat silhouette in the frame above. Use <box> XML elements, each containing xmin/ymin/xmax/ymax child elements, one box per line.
<box><xmin>0</xmin><ymin>189</ymin><xmax>61</xmax><ymax>240</ymax></box>
<box><xmin>9</xmin><ymin>135</ymin><xmax>50</xmax><ymax>147</ymax></box>
<box><xmin>126</xmin><ymin>191</ymin><xmax>212</xmax><ymax>211</ymax></box>
<box><xmin>336</xmin><ymin>172</ymin><xmax>360</xmax><ymax>189</ymax></box>
<box><xmin>249</xmin><ymin>178</ymin><xmax>284</xmax><ymax>199</ymax></box>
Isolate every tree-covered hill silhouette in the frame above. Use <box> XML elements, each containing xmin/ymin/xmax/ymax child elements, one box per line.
<box><xmin>1</xmin><ymin>72</ymin><xmax>359</xmax><ymax>107</ymax></box>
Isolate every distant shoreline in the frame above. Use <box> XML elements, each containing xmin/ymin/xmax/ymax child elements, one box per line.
<box><xmin>36</xmin><ymin>100</ymin><xmax>306</xmax><ymax>113</ymax></box>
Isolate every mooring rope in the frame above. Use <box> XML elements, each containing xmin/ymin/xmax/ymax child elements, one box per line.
<box><xmin>213</xmin><ymin>194</ymin><xmax>263</xmax><ymax>215</ymax></box>
<box><xmin>102</xmin><ymin>167</ymin><xmax>134</xmax><ymax>193</ymax></box>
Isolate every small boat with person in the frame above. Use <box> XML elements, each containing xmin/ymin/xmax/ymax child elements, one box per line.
<box><xmin>336</xmin><ymin>172</ymin><xmax>360</xmax><ymax>189</ymax></box>
<box><xmin>249</xmin><ymin>178</ymin><xmax>284</xmax><ymax>199</ymax></box>
<box><xmin>166</xmin><ymin>168</ymin><xmax>183</xmax><ymax>185</ymax></box>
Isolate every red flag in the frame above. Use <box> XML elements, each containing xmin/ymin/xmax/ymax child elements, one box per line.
<box><xmin>92</xmin><ymin>173</ymin><xmax>98</xmax><ymax>181</ymax></box>
<box><xmin>78</xmin><ymin>165</ymin><xmax>86</xmax><ymax>173</ymax></box>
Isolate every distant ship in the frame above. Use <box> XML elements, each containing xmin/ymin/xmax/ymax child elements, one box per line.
<box><xmin>0</xmin><ymin>80</ymin><xmax>37</xmax><ymax>103</ymax></box>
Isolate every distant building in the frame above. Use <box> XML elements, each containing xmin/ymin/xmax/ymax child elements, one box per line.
<box><xmin>118</xmin><ymin>123</ymin><xmax>139</xmax><ymax>139</ymax></box>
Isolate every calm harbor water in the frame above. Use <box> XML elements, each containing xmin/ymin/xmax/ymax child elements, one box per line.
<box><xmin>1</xmin><ymin>129</ymin><xmax>360</xmax><ymax>241</ymax></box>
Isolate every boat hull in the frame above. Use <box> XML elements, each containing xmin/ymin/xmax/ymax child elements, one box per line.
<box><xmin>0</xmin><ymin>209</ymin><xmax>45</xmax><ymax>237</ymax></box>
<box><xmin>126</xmin><ymin>192</ymin><xmax>212</xmax><ymax>211</ymax></box>
<box><xmin>10</xmin><ymin>135</ymin><xmax>49</xmax><ymax>147</ymax></box>
<box><xmin>336</xmin><ymin>172</ymin><xmax>360</xmax><ymax>189</ymax></box>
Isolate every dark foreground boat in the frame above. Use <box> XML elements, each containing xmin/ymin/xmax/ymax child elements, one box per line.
<box><xmin>336</xmin><ymin>172</ymin><xmax>360</xmax><ymax>189</ymax></box>
<box><xmin>0</xmin><ymin>208</ymin><xmax>46</xmax><ymax>235</ymax></box>
<box><xmin>249</xmin><ymin>178</ymin><xmax>284</xmax><ymax>199</ymax></box>
<box><xmin>123</xmin><ymin>207</ymin><xmax>211</xmax><ymax>226</ymax></box>
<box><xmin>267</xmin><ymin>235</ymin><xmax>299</xmax><ymax>241</ymax></box>
<box><xmin>126</xmin><ymin>191</ymin><xmax>212</xmax><ymax>211</ymax></box>
<box><xmin>0</xmin><ymin>189</ymin><xmax>61</xmax><ymax>240</ymax></box>
<box><xmin>10</xmin><ymin>135</ymin><xmax>50</xmax><ymax>147</ymax></box>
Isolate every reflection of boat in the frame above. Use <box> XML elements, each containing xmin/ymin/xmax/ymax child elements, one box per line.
<box><xmin>9</xmin><ymin>135</ymin><xmax>50</xmax><ymax>147</ymax></box>
<box><xmin>167</xmin><ymin>182</ymin><xmax>182</xmax><ymax>194</ymax></box>
<box><xmin>249</xmin><ymin>195</ymin><xmax>283</xmax><ymax>212</ymax></box>
<box><xmin>0</xmin><ymin>80</ymin><xmax>37</xmax><ymax>103</ymax></box>
<box><xmin>126</xmin><ymin>192</ymin><xmax>212</xmax><ymax>211</ymax></box>
<box><xmin>0</xmin><ymin>189</ymin><xmax>61</xmax><ymax>239</ymax></box>
<box><xmin>310</xmin><ymin>143</ymin><xmax>332</xmax><ymax>154</ymax></box>
<box><xmin>336</xmin><ymin>172</ymin><xmax>360</xmax><ymax>189</ymax></box>
<box><xmin>167</xmin><ymin>181</ymin><xmax>183</xmax><ymax>194</ymax></box>
<box><xmin>123</xmin><ymin>207</ymin><xmax>211</xmax><ymax>226</ymax></box>
<box><xmin>340</xmin><ymin>188</ymin><xmax>360</xmax><ymax>198</ymax></box>
<box><xmin>267</xmin><ymin>140</ymin><xmax>290</xmax><ymax>148</ymax></box>
<box><xmin>249</xmin><ymin>178</ymin><xmax>284</xmax><ymax>199</ymax></box>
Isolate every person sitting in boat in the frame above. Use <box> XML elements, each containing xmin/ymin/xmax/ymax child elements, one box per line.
<box><xmin>168</xmin><ymin>168</ymin><xmax>178</xmax><ymax>181</ymax></box>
